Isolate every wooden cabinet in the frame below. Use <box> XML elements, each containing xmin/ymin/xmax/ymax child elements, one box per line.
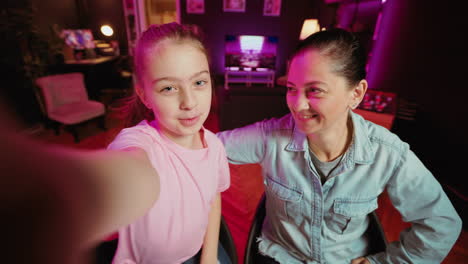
<box><xmin>224</xmin><ymin>69</ymin><xmax>275</xmax><ymax>90</ymax></box>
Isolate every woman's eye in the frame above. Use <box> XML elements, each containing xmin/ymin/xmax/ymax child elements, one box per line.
<box><xmin>306</xmin><ymin>88</ymin><xmax>323</xmax><ymax>96</ymax></box>
<box><xmin>286</xmin><ymin>86</ymin><xmax>297</xmax><ymax>93</ymax></box>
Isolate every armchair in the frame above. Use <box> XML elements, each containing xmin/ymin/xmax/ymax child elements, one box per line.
<box><xmin>35</xmin><ymin>72</ymin><xmax>106</xmax><ymax>142</ymax></box>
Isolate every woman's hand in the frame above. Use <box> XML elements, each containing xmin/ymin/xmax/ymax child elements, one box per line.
<box><xmin>351</xmin><ymin>257</ymin><xmax>370</xmax><ymax>264</ymax></box>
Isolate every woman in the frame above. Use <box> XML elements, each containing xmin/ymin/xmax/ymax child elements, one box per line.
<box><xmin>217</xmin><ymin>28</ymin><xmax>462</xmax><ymax>263</ymax></box>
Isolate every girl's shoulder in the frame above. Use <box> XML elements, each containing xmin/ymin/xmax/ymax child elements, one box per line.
<box><xmin>108</xmin><ymin>120</ymin><xmax>160</xmax><ymax>150</ymax></box>
<box><xmin>202</xmin><ymin>127</ymin><xmax>225</xmax><ymax>149</ymax></box>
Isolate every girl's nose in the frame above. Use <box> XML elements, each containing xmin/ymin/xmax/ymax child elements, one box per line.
<box><xmin>180</xmin><ymin>89</ymin><xmax>197</xmax><ymax>110</ymax></box>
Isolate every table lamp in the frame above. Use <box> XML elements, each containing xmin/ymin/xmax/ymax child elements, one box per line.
<box><xmin>299</xmin><ymin>19</ymin><xmax>320</xmax><ymax>40</ymax></box>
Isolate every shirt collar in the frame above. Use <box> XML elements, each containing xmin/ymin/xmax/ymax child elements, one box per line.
<box><xmin>285</xmin><ymin>112</ymin><xmax>375</xmax><ymax>164</ymax></box>
<box><xmin>285</xmin><ymin>114</ymin><xmax>308</xmax><ymax>152</ymax></box>
<box><xmin>348</xmin><ymin>111</ymin><xmax>375</xmax><ymax>164</ymax></box>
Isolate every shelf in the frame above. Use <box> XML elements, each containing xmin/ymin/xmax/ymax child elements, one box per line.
<box><xmin>224</xmin><ymin>69</ymin><xmax>275</xmax><ymax>90</ymax></box>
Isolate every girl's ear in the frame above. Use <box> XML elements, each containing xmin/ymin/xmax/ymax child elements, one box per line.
<box><xmin>135</xmin><ymin>84</ymin><xmax>150</xmax><ymax>109</ymax></box>
<box><xmin>349</xmin><ymin>80</ymin><xmax>368</xmax><ymax>109</ymax></box>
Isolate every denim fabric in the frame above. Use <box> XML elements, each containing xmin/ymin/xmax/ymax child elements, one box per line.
<box><xmin>217</xmin><ymin>112</ymin><xmax>462</xmax><ymax>264</ymax></box>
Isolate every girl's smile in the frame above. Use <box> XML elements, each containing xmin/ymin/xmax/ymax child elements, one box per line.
<box><xmin>179</xmin><ymin>115</ymin><xmax>201</xmax><ymax>127</ymax></box>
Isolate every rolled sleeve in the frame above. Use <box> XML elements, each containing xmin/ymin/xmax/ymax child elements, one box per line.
<box><xmin>216</xmin><ymin>121</ymin><xmax>266</xmax><ymax>165</ymax></box>
<box><xmin>368</xmin><ymin>146</ymin><xmax>462</xmax><ymax>263</ymax></box>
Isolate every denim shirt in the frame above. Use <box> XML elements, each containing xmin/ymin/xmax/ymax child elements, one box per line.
<box><xmin>217</xmin><ymin>112</ymin><xmax>462</xmax><ymax>264</ymax></box>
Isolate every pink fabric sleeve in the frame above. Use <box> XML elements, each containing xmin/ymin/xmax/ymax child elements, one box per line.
<box><xmin>217</xmin><ymin>145</ymin><xmax>231</xmax><ymax>193</ymax></box>
<box><xmin>107</xmin><ymin>125</ymin><xmax>154</xmax><ymax>153</ymax></box>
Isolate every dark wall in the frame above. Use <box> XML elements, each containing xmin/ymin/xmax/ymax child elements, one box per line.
<box><xmin>180</xmin><ymin>0</ymin><xmax>334</xmax><ymax>77</ymax></box>
<box><xmin>32</xmin><ymin>0</ymin><xmax>128</xmax><ymax>56</ymax></box>
<box><xmin>336</xmin><ymin>1</ymin><xmax>382</xmax><ymax>57</ymax></box>
<box><xmin>367</xmin><ymin>0</ymin><xmax>468</xmax><ymax>194</ymax></box>
<box><xmin>83</xmin><ymin>0</ymin><xmax>128</xmax><ymax>54</ymax></box>
<box><xmin>33</xmin><ymin>0</ymin><xmax>80</xmax><ymax>35</ymax></box>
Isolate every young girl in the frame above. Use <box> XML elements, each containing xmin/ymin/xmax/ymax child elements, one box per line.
<box><xmin>107</xmin><ymin>23</ymin><xmax>231</xmax><ymax>264</ymax></box>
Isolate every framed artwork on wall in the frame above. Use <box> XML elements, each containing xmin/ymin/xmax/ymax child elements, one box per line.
<box><xmin>263</xmin><ymin>0</ymin><xmax>281</xmax><ymax>16</ymax></box>
<box><xmin>223</xmin><ymin>0</ymin><xmax>246</xmax><ymax>12</ymax></box>
<box><xmin>187</xmin><ymin>0</ymin><xmax>205</xmax><ymax>14</ymax></box>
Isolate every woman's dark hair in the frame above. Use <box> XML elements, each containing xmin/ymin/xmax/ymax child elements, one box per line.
<box><xmin>290</xmin><ymin>28</ymin><xmax>367</xmax><ymax>87</ymax></box>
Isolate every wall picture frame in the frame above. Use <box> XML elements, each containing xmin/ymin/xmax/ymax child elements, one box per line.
<box><xmin>223</xmin><ymin>0</ymin><xmax>246</xmax><ymax>13</ymax></box>
<box><xmin>186</xmin><ymin>0</ymin><xmax>205</xmax><ymax>14</ymax></box>
<box><xmin>263</xmin><ymin>0</ymin><xmax>281</xmax><ymax>16</ymax></box>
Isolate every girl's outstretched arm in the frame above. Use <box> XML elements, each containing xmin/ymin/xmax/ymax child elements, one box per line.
<box><xmin>0</xmin><ymin>119</ymin><xmax>159</xmax><ymax>263</ymax></box>
<box><xmin>72</xmin><ymin>147</ymin><xmax>160</xmax><ymax>245</ymax></box>
<box><xmin>200</xmin><ymin>193</ymin><xmax>222</xmax><ymax>264</ymax></box>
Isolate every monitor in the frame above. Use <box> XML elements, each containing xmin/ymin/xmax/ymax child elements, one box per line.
<box><xmin>61</xmin><ymin>29</ymin><xmax>95</xmax><ymax>50</ymax></box>
<box><xmin>225</xmin><ymin>35</ymin><xmax>278</xmax><ymax>70</ymax></box>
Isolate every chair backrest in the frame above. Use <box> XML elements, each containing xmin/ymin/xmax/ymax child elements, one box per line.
<box><xmin>220</xmin><ymin>216</ymin><xmax>239</xmax><ymax>264</ymax></box>
<box><xmin>35</xmin><ymin>72</ymin><xmax>89</xmax><ymax>114</ymax></box>
<box><xmin>244</xmin><ymin>194</ymin><xmax>267</xmax><ymax>264</ymax></box>
<box><xmin>366</xmin><ymin>210</ymin><xmax>388</xmax><ymax>254</ymax></box>
<box><xmin>244</xmin><ymin>194</ymin><xmax>388</xmax><ymax>264</ymax></box>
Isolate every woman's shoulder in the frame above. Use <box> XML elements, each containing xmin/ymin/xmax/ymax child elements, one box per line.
<box><xmin>353</xmin><ymin>113</ymin><xmax>408</xmax><ymax>152</ymax></box>
<box><xmin>257</xmin><ymin>113</ymin><xmax>295</xmax><ymax>131</ymax></box>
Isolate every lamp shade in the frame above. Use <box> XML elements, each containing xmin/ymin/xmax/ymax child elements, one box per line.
<box><xmin>299</xmin><ymin>19</ymin><xmax>320</xmax><ymax>40</ymax></box>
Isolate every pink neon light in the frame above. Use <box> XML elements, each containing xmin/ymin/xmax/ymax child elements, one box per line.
<box><xmin>239</xmin><ymin>35</ymin><xmax>264</xmax><ymax>53</ymax></box>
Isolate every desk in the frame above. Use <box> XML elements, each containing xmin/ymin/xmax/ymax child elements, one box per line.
<box><xmin>65</xmin><ymin>56</ymin><xmax>118</xmax><ymax>65</ymax></box>
<box><xmin>224</xmin><ymin>70</ymin><xmax>275</xmax><ymax>90</ymax></box>
<box><xmin>63</xmin><ymin>56</ymin><xmax>120</xmax><ymax>100</ymax></box>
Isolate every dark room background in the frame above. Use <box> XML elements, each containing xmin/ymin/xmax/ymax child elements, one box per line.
<box><xmin>1</xmin><ymin>0</ymin><xmax>467</xmax><ymax>212</ymax></box>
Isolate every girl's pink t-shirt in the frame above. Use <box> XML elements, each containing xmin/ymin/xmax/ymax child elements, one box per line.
<box><xmin>107</xmin><ymin>120</ymin><xmax>230</xmax><ymax>264</ymax></box>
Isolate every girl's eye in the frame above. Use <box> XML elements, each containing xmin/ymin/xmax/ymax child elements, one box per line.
<box><xmin>195</xmin><ymin>80</ymin><xmax>207</xmax><ymax>86</ymax></box>
<box><xmin>160</xmin><ymin>86</ymin><xmax>176</xmax><ymax>93</ymax></box>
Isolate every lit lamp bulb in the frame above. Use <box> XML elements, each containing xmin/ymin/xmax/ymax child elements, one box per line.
<box><xmin>299</xmin><ymin>19</ymin><xmax>320</xmax><ymax>40</ymax></box>
<box><xmin>100</xmin><ymin>25</ymin><xmax>114</xmax><ymax>37</ymax></box>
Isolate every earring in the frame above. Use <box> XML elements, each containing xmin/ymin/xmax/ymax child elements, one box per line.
<box><xmin>351</xmin><ymin>103</ymin><xmax>358</xmax><ymax>109</ymax></box>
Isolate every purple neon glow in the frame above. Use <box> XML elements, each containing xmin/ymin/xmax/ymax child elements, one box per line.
<box><xmin>225</xmin><ymin>35</ymin><xmax>278</xmax><ymax>69</ymax></box>
<box><xmin>239</xmin><ymin>35</ymin><xmax>265</xmax><ymax>53</ymax></box>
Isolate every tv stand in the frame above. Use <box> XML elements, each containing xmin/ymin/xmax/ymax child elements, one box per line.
<box><xmin>224</xmin><ymin>69</ymin><xmax>275</xmax><ymax>90</ymax></box>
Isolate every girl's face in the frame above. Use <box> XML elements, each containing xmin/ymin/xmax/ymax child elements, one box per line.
<box><xmin>286</xmin><ymin>49</ymin><xmax>363</xmax><ymax>136</ymax></box>
<box><xmin>138</xmin><ymin>41</ymin><xmax>212</xmax><ymax>147</ymax></box>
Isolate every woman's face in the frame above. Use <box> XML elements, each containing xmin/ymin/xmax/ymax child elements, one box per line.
<box><xmin>286</xmin><ymin>49</ymin><xmax>361</xmax><ymax>136</ymax></box>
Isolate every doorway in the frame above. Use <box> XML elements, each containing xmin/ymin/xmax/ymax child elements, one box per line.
<box><xmin>145</xmin><ymin>0</ymin><xmax>180</xmax><ymax>26</ymax></box>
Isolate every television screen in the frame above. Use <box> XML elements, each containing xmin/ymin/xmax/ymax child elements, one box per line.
<box><xmin>225</xmin><ymin>35</ymin><xmax>278</xmax><ymax>70</ymax></box>
<box><xmin>61</xmin><ymin>29</ymin><xmax>95</xmax><ymax>50</ymax></box>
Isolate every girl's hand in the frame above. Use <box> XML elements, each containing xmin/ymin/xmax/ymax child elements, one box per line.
<box><xmin>351</xmin><ymin>257</ymin><xmax>370</xmax><ymax>264</ymax></box>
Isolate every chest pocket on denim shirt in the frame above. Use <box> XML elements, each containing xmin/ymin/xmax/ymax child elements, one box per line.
<box><xmin>329</xmin><ymin>197</ymin><xmax>378</xmax><ymax>235</ymax></box>
<box><xmin>265</xmin><ymin>176</ymin><xmax>303</xmax><ymax>222</ymax></box>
